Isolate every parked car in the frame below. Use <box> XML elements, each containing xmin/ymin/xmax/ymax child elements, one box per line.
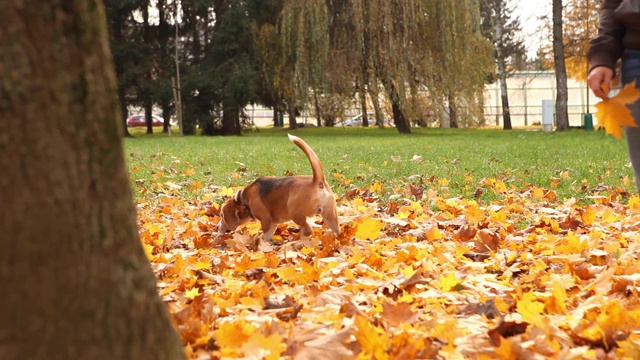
<box><xmin>341</xmin><ymin>113</ymin><xmax>392</xmax><ymax>127</ymax></box>
<box><xmin>126</xmin><ymin>114</ymin><xmax>165</xmax><ymax>127</ymax></box>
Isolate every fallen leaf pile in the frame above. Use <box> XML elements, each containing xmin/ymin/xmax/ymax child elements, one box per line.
<box><xmin>595</xmin><ymin>81</ymin><xmax>640</xmax><ymax>140</ymax></box>
<box><xmin>136</xmin><ymin>177</ymin><xmax>640</xmax><ymax>359</ymax></box>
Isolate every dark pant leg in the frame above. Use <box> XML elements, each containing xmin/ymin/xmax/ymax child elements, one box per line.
<box><xmin>622</xmin><ymin>50</ymin><xmax>640</xmax><ymax>192</ymax></box>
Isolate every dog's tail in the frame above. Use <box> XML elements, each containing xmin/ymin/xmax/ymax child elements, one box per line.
<box><xmin>288</xmin><ymin>134</ymin><xmax>325</xmax><ymax>187</ymax></box>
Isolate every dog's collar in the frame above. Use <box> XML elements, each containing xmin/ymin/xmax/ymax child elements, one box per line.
<box><xmin>235</xmin><ymin>190</ymin><xmax>255</xmax><ymax>219</ymax></box>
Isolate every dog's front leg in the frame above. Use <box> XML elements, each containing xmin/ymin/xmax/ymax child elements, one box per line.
<box><xmin>292</xmin><ymin>215</ymin><xmax>313</xmax><ymax>238</ymax></box>
<box><xmin>262</xmin><ymin>222</ymin><xmax>278</xmax><ymax>244</ymax></box>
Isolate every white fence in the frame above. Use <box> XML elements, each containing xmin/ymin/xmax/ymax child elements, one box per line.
<box><xmin>245</xmin><ymin>71</ymin><xmax>600</xmax><ymax>128</ymax></box>
<box><xmin>483</xmin><ymin>71</ymin><xmax>599</xmax><ymax>127</ymax></box>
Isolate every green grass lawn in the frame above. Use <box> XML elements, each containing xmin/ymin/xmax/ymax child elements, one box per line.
<box><xmin>124</xmin><ymin>126</ymin><xmax>635</xmax><ymax>203</ymax></box>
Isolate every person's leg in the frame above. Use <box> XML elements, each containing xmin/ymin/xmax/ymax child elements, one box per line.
<box><xmin>622</xmin><ymin>50</ymin><xmax>640</xmax><ymax>191</ymax></box>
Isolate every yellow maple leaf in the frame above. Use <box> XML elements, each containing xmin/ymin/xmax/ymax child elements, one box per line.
<box><xmin>580</xmin><ymin>206</ymin><xmax>596</xmax><ymax>226</ymax></box>
<box><xmin>219</xmin><ymin>186</ymin><xmax>235</xmax><ymax>197</ymax></box>
<box><xmin>425</xmin><ymin>225</ymin><xmax>443</xmax><ymax>241</ymax></box>
<box><xmin>369</xmin><ymin>181</ymin><xmax>384</xmax><ymax>193</ymax></box>
<box><xmin>141</xmin><ymin>243</ymin><xmax>154</xmax><ymax>260</ymax></box>
<box><xmin>185</xmin><ymin>287</ymin><xmax>201</xmax><ymax>300</ymax></box>
<box><xmin>545</xmin><ymin>280</ymin><xmax>567</xmax><ymax>314</ymax></box>
<box><xmin>241</xmin><ymin>332</ymin><xmax>286</xmax><ymax>360</ymax></box>
<box><xmin>516</xmin><ymin>291</ymin><xmax>545</xmax><ymax>328</ymax></box>
<box><xmin>353</xmin><ymin>315</ymin><xmax>390</xmax><ymax>360</ymax></box>
<box><xmin>463</xmin><ymin>203</ymin><xmax>485</xmax><ymax>224</ymax></box>
<box><xmin>595</xmin><ymin>81</ymin><xmax>640</xmax><ymax>139</ymax></box>
<box><xmin>629</xmin><ymin>196</ymin><xmax>640</xmax><ymax>210</ymax></box>
<box><xmin>532</xmin><ymin>187</ymin><xmax>545</xmax><ymax>199</ymax></box>
<box><xmin>494</xmin><ymin>336</ymin><xmax>519</xmax><ymax>360</ymax></box>
<box><xmin>355</xmin><ymin>218</ymin><xmax>384</xmax><ymax>240</ymax></box>
<box><xmin>214</xmin><ymin>320</ymin><xmax>257</xmax><ymax>351</ymax></box>
<box><xmin>439</xmin><ymin>272</ymin><xmax>462</xmax><ymax>292</ymax></box>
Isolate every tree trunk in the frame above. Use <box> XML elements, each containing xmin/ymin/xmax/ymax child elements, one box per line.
<box><xmin>288</xmin><ymin>100</ymin><xmax>298</xmax><ymax>130</ymax></box>
<box><xmin>273</xmin><ymin>107</ymin><xmax>280</xmax><ymax>127</ymax></box>
<box><xmin>221</xmin><ymin>106</ymin><xmax>241</xmax><ymax>135</ymax></box>
<box><xmin>368</xmin><ymin>86</ymin><xmax>385</xmax><ymax>128</ymax></box>
<box><xmin>162</xmin><ymin>101</ymin><xmax>172</xmax><ymax>134</ymax></box>
<box><xmin>119</xmin><ymin>86</ymin><xmax>132</xmax><ymax>137</ymax></box>
<box><xmin>144</xmin><ymin>100</ymin><xmax>154</xmax><ymax>134</ymax></box>
<box><xmin>0</xmin><ymin>1</ymin><xmax>186</xmax><ymax>359</ymax></box>
<box><xmin>448</xmin><ymin>93</ymin><xmax>459</xmax><ymax>128</ymax></box>
<box><xmin>313</xmin><ymin>90</ymin><xmax>323</xmax><ymax>127</ymax></box>
<box><xmin>384</xmin><ymin>81</ymin><xmax>411</xmax><ymax>134</ymax></box>
<box><xmin>552</xmin><ymin>0</ymin><xmax>570</xmax><ymax>130</ymax></box>
<box><xmin>358</xmin><ymin>82</ymin><xmax>370</xmax><ymax>127</ymax></box>
<box><xmin>494</xmin><ymin>3</ymin><xmax>513</xmax><ymax>130</ymax></box>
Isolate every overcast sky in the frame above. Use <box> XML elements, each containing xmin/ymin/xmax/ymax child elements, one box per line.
<box><xmin>513</xmin><ymin>1</ymin><xmax>552</xmax><ymax>59</ymax></box>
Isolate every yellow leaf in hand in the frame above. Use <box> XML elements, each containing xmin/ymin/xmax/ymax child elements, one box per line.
<box><xmin>595</xmin><ymin>80</ymin><xmax>640</xmax><ymax>139</ymax></box>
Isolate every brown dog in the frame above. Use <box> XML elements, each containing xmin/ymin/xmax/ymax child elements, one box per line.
<box><xmin>217</xmin><ymin>134</ymin><xmax>339</xmax><ymax>243</ymax></box>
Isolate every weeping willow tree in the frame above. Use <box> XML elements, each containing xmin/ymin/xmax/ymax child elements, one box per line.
<box><xmin>278</xmin><ymin>0</ymin><xmax>330</xmax><ymax>129</ymax></box>
<box><xmin>275</xmin><ymin>0</ymin><xmax>492</xmax><ymax>133</ymax></box>
<box><xmin>425</xmin><ymin>0</ymin><xmax>493</xmax><ymax>128</ymax></box>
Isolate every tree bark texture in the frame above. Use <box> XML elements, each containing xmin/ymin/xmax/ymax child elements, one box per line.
<box><xmin>119</xmin><ymin>86</ymin><xmax>132</xmax><ymax>137</ymax></box>
<box><xmin>0</xmin><ymin>1</ymin><xmax>186</xmax><ymax>359</ymax></box>
<box><xmin>288</xmin><ymin>100</ymin><xmax>298</xmax><ymax>130</ymax></box>
<box><xmin>552</xmin><ymin>0</ymin><xmax>570</xmax><ymax>130</ymax></box>
<box><xmin>385</xmin><ymin>81</ymin><xmax>411</xmax><ymax>134</ymax></box>
<box><xmin>448</xmin><ymin>93</ymin><xmax>459</xmax><ymax>128</ymax></box>
<box><xmin>221</xmin><ymin>106</ymin><xmax>241</xmax><ymax>135</ymax></box>
<box><xmin>145</xmin><ymin>100</ymin><xmax>154</xmax><ymax>134</ymax></box>
<box><xmin>368</xmin><ymin>87</ymin><xmax>385</xmax><ymax>128</ymax></box>
<box><xmin>359</xmin><ymin>84</ymin><xmax>370</xmax><ymax>127</ymax></box>
<box><xmin>494</xmin><ymin>3</ymin><xmax>513</xmax><ymax>130</ymax></box>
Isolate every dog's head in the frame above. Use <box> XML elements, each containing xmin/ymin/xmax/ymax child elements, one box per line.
<box><xmin>217</xmin><ymin>191</ymin><xmax>252</xmax><ymax>234</ymax></box>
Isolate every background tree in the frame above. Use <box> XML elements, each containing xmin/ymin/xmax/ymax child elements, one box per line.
<box><xmin>277</xmin><ymin>0</ymin><xmax>492</xmax><ymax>133</ymax></box>
<box><xmin>210</xmin><ymin>1</ymin><xmax>259</xmax><ymax>135</ymax></box>
<box><xmin>278</xmin><ymin>0</ymin><xmax>330</xmax><ymax>130</ymax></box>
<box><xmin>153</xmin><ymin>0</ymin><xmax>178</xmax><ymax>134</ymax></box>
<box><xmin>562</xmin><ymin>0</ymin><xmax>602</xmax><ymax>80</ymax></box>
<box><xmin>480</xmin><ymin>0</ymin><xmax>526</xmax><ymax>130</ymax></box>
<box><xmin>427</xmin><ymin>0</ymin><xmax>494</xmax><ymax>128</ymax></box>
<box><xmin>104</xmin><ymin>0</ymin><xmax>148</xmax><ymax>137</ymax></box>
<box><xmin>103</xmin><ymin>0</ymin><xmax>492</xmax><ymax>135</ymax></box>
<box><xmin>552</xmin><ymin>0</ymin><xmax>570</xmax><ymax>130</ymax></box>
<box><xmin>251</xmin><ymin>0</ymin><xmax>287</xmax><ymax>127</ymax></box>
<box><xmin>0</xmin><ymin>1</ymin><xmax>186</xmax><ymax>358</ymax></box>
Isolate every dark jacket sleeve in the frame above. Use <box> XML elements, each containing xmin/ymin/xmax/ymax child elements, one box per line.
<box><xmin>587</xmin><ymin>0</ymin><xmax>625</xmax><ymax>73</ymax></box>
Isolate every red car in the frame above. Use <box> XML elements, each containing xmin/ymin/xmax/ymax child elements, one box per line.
<box><xmin>126</xmin><ymin>114</ymin><xmax>164</xmax><ymax>127</ymax></box>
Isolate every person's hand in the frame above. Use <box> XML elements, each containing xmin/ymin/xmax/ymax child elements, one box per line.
<box><xmin>587</xmin><ymin>66</ymin><xmax>614</xmax><ymax>99</ymax></box>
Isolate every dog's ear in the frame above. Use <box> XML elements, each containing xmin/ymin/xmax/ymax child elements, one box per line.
<box><xmin>234</xmin><ymin>190</ymin><xmax>242</xmax><ymax>203</ymax></box>
<box><xmin>219</xmin><ymin>199</ymin><xmax>241</xmax><ymax>232</ymax></box>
